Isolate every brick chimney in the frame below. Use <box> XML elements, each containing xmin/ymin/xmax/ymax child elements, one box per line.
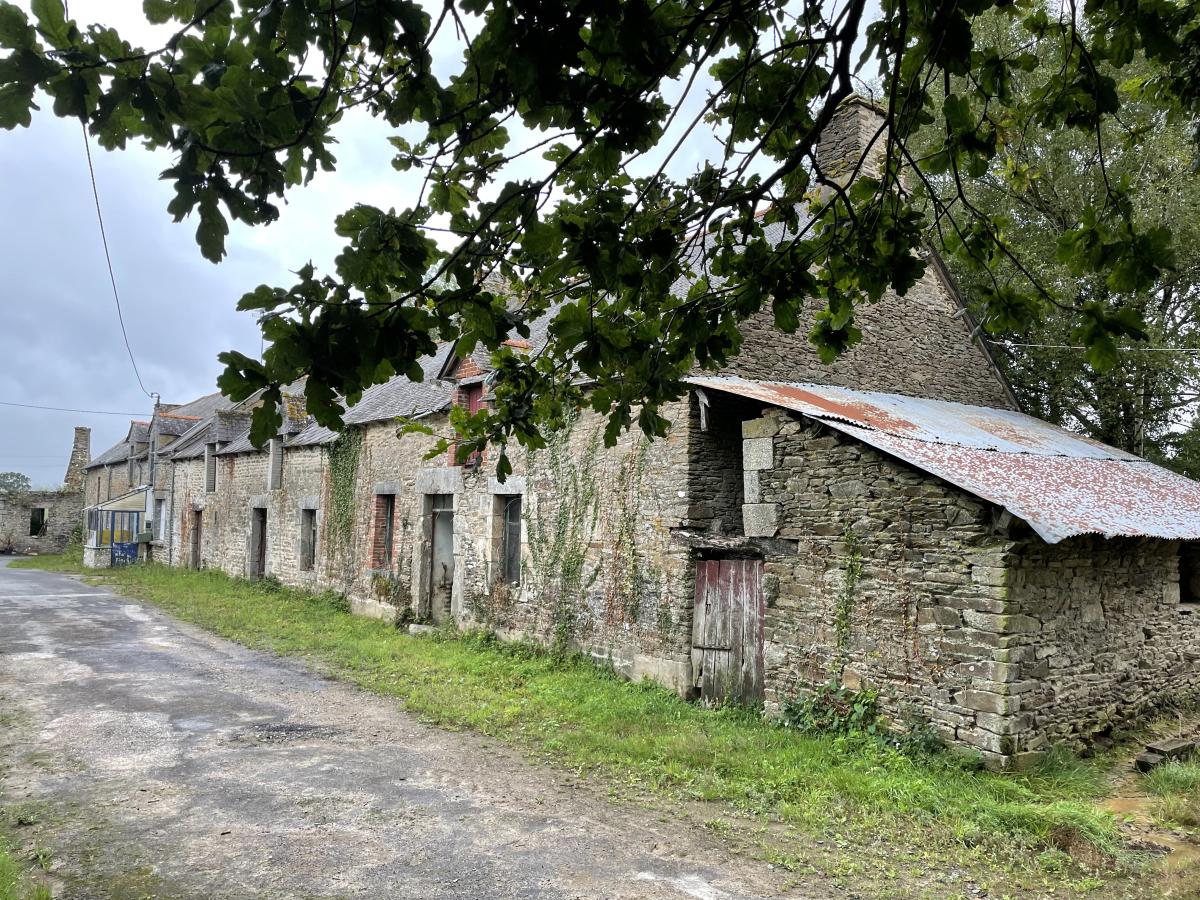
<box><xmin>815</xmin><ymin>94</ymin><xmax>888</xmax><ymax>190</ymax></box>
<box><xmin>65</xmin><ymin>426</ymin><xmax>90</xmax><ymax>492</ymax></box>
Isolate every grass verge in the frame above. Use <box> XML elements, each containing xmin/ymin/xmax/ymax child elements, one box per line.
<box><xmin>7</xmin><ymin>552</ymin><xmax>1141</xmax><ymax>890</ymax></box>
<box><xmin>0</xmin><ymin>826</ymin><xmax>50</xmax><ymax>900</ymax></box>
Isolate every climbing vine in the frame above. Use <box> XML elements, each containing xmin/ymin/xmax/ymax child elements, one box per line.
<box><xmin>325</xmin><ymin>428</ymin><xmax>362</xmax><ymax>562</ymax></box>
<box><xmin>603</xmin><ymin>434</ymin><xmax>654</xmax><ymax>624</ymax></box>
<box><xmin>524</xmin><ymin>412</ymin><xmax>601</xmax><ymax>652</ymax></box>
<box><xmin>833</xmin><ymin>525</ymin><xmax>863</xmax><ymax>671</ymax></box>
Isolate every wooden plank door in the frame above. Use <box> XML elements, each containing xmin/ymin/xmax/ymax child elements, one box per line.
<box><xmin>692</xmin><ymin>558</ymin><xmax>765</xmax><ymax>705</ymax></box>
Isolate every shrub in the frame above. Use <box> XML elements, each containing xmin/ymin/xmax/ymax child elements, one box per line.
<box><xmin>780</xmin><ymin>683</ymin><xmax>881</xmax><ymax>736</ymax></box>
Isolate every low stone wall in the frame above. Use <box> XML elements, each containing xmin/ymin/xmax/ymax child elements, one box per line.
<box><xmin>1008</xmin><ymin>536</ymin><xmax>1200</xmax><ymax>751</ymax></box>
<box><xmin>0</xmin><ymin>490</ymin><xmax>81</xmax><ymax>555</ymax></box>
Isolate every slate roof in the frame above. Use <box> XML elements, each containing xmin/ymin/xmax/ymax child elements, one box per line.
<box><xmin>85</xmin><ymin>419</ymin><xmax>151</xmax><ymax>469</ymax></box>
<box><xmin>287</xmin><ymin>345</ymin><xmax>456</xmax><ymax>449</ymax></box>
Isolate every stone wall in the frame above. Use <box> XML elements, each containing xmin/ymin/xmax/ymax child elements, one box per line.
<box><xmin>745</xmin><ymin>408</ymin><xmax>1024</xmax><ymax>766</ymax></box>
<box><xmin>0</xmin><ymin>490</ymin><xmax>82</xmax><ymax>555</ymax></box>
<box><xmin>720</xmin><ymin>264</ymin><xmax>1015</xmax><ymax>410</ymax></box>
<box><xmin>1006</xmin><ymin>536</ymin><xmax>1200</xmax><ymax>752</ymax></box>
<box><xmin>461</xmin><ymin>398</ymin><xmax>698</xmax><ymax>690</ymax></box>
<box><xmin>155</xmin><ymin>397</ymin><xmax>708</xmax><ymax>694</ymax></box>
<box><xmin>84</xmin><ymin>464</ymin><xmax>132</xmax><ymax>507</ymax></box>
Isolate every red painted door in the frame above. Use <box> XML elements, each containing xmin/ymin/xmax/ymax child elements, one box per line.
<box><xmin>691</xmin><ymin>558</ymin><xmax>765</xmax><ymax>705</ymax></box>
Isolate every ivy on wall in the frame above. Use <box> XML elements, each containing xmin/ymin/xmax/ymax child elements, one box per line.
<box><xmin>325</xmin><ymin>428</ymin><xmax>362</xmax><ymax>565</ymax></box>
<box><xmin>524</xmin><ymin>412</ymin><xmax>602</xmax><ymax>652</ymax></box>
<box><xmin>833</xmin><ymin>524</ymin><xmax>863</xmax><ymax>673</ymax></box>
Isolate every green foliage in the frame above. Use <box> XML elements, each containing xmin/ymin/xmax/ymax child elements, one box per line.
<box><xmin>314</xmin><ymin>589</ymin><xmax>351</xmax><ymax>615</ymax></box>
<box><xmin>524</xmin><ymin>414</ymin><xmax>601</xmax><ymax>652</ymax></box>
<box><xmin>0</xmin><ymin>473</ymin><xmax>30</xmax><ymax>495</ymax></box>
<box><xmin>2</xmin><ymin>0</ymin><xmax>1197</xmax><ymax>459</ymax></box>
<box><xmin>780</xmin><ymin>682</ymin><xmax>880</xmax><ymax>737</ymax></box>
<box><xmin>324</xmin><ymin>428</ymin><xmax>362</xmax><ymax>562</ymax></box>
<box><xmin>924</xmin><ymin>15</ymin><xmax>1200</xmax><ymax>472</ymax></box>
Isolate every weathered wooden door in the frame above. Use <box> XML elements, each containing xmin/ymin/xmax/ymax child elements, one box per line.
<box><xmin>190</xmin><ymin>510</ymin><xmax>203</xmax><ymax>569</ymax></box>
<box><xmin>250</xmin><ymin>508</ymin><xmax>267</xmax><ymax>580</ymax></box>
<box><xmin>692</xmin><ymin>558</ymin><xmax>765</xmax><ymax>705</ymax></box>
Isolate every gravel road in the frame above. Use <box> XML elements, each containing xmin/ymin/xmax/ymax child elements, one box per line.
<box><xmin>0</xmin><ymin>559</ymin><xmax>800</xmax><ymax>899</ymax></box>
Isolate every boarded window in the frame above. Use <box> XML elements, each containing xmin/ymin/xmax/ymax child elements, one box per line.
<box><xmin>205</xmin><ymin>444</ymin><xmax>217</xmax><ymax>492</ymax></box>
<box><xmin>300</xmin><ymin>508</ymin><xmax>317</xmax><ymax>571</ymax></box>
<box><xmin>495</xmin><ymin>495</ymin><xmax>522</xmax><ymax>585</ymax></box>
<box><xmin>373</xmin><ymin>494</ymin><xmax>396</xmax><ymax>569</ymax></box>
<box><xmin>268</xmin><ymin>439</ymin><xmax>284</xmax><ymax>490</ymax></box>
<box><xmin>28</xmin><ymin>508</ymin><xmax>46</xmax><ymax>537</ymax></box>
<box><xmin>154</xmin><ymin>499</ymin><xmax>166</xmax><ymax>539</ymax></box>
<box><xmin>1180</xmin><ymin>543</ymin><xmax>1200</xmax><ymax>604</ymax></box>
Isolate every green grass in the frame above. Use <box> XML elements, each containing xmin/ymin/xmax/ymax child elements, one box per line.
<box><xmin>1144</xmin><ymin>758</ymin><xmax>1200</xmax><ymax>828</ymax></box>
<box><xmin>7</xmin><ymin>552</ymin><xmax>1132</xmax><ymax>877</ymax></box>
<box><xmin>0</xmin><ymin>840</ymin><xmax>51</xmax><ymax>900</ymax></box>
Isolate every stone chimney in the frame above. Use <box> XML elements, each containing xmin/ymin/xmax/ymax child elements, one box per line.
<box><xmin>815</xmin><ymin>94</ymin><xmax>889</xmax><ymax>190</ymax></box>
<box><xmin>65</xmin><ymin>426</ymin><xmax>90</xmax><ymax>492</ymax></box>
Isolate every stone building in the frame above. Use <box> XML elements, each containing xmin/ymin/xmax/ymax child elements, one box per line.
<box><xmin>0</xmin><ymin>426</ymin><xmax>89</xmax><ymax>555</ymax></box>
<box><xmin>96</xmin><ymin>96</ymin><xmax>1200</xmax><ymax>768</ymax></box>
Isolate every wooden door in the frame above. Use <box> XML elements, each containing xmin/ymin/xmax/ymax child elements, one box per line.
<box><xmin>691</xmin><ymin>558</ymin><xmax>765</xmax><ymax>705</ymax></box>
<box><xmin>250</xmin><ymin>508</ymin><xmax>267</xmax><ymax>579</ymax></box>
<box><xmin>191</xmin><ymin>510</ymin><xmax>202</xmax><ymax>569</ymax></box>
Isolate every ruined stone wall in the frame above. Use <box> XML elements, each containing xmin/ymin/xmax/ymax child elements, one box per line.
<box><xmin>321</xmin><ymin>424</ymin><xmax>445</xmax><ymax>616</ymax></box>
<box><xmin>747</xmin><ymin>409</ymin><xmax>1022</xmax><ymax>766</ymax></box>
<box><xmin>0</xmin><ymin>490</ymin><xmax>81</xmax><ymax>555</ymax></box>
<box><xmin>719</xmin><ymin>265</ymin><xmax>1015</xmax><ymax>410</ymax></box>
<box><xmin>1006</xmin><ymin>537</ymin><xmax>1200</xmax><ymax>752</ymax></box>
<box><xmin>263</xmin><ymin>446</ymin><xmax>325</xmax><ymax>591</ymax></box>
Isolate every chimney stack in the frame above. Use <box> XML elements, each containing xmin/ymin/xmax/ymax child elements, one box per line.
<box><xmin>815</xmin><ymin>94</ymin><xmax>888</xmax><ymax>190</ymax></box>
<box><xmin>65</xmin><ymin>426</ymin><xmax>91</xmax><ymax>492</ymax></box>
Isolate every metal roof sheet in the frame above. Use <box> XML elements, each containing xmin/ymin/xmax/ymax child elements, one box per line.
<box><xmin>689</xmin><ymin>376</ymin><xmax>1200</xmax><ymax>544</ymax></box>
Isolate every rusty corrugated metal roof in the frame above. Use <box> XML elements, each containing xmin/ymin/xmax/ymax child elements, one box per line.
<box><xmin>689</xmin><ymin>376</ymin><xmax>1200</xmax><ymax>544</ymax></box>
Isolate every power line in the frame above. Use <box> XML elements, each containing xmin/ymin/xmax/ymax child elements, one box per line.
<box><xmin>0</xmin><ymin>400</ymin><xmax>143</xmax><ymax>416</ymax></box>
<box><xmin>80</xmin><ymin>124</ymin><xmax>153</xmax><ymax>398</ymax></box>
<box><xmin>989</xmin><ymin>339</ymin><xmax>1200</xmax><ymax>354</ymax></box>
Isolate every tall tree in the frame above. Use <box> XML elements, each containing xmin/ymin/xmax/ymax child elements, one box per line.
<box><xmin>0</xmin><ymin>471</ymin><xmax>32</xmax><ymax>494</ymax></box>
<box><xmin>1</xmin><ymin>0</ymin><xmax>1198</xmax><ymax>468</ymax></box>
<box><xmin>922</xmin><ymin>15</ymin><xmax>1200</xmax><ymax>474</ymax></box>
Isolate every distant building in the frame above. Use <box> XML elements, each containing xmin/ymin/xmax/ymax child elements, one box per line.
<box><xmin>0</xmin><ymin>426</ymin><xmax>89</xmax><ymax>555</ymax></box>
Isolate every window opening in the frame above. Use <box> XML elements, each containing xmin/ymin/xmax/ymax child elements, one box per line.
<box><xmin>374</xmin><ymin>494</ymin><xmax>396</xmax><ymax>569</ymax></box>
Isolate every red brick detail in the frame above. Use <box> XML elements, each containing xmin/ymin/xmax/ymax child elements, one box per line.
<box><xmin>448</xmin><ymin>383</ymin><xmax>486</xmax><ymax>467</ymax></box>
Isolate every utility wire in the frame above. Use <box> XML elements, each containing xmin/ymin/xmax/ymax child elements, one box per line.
<box><xmin>0</xmin><ymin>400</ymin><xmax>144</xmax><ymax>416</ymax></box>
<box><xmin>989</xmin><ymin>339</ymin><xmax>1200</xmax><ymax>354</ymax></box>
<box><xmin>81</xmin><ymin>125</ymin><xmax>153</xmax><ymax>398</ymax></box>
